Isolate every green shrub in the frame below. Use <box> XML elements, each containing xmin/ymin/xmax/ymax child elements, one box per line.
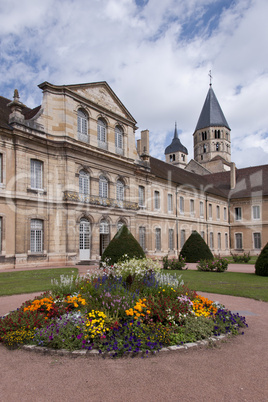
<box><xmin>180</xmin><ymin>231</ymin><xmax>214</xmax><ymax>263</ymax></box>
<box><xmin>231</xmin><ymin>252</ymin><xmax>250</xmax><ymax>263</ymax></box>
<box><xmin>197</xmin><ymin>257</ymin><xmax>228</xmax><ymax>272</ymax></box>
<box><xmin>255</xmin><ymin>243</ymin><xmax>268</xmax><ymax>277</ymax></box>
<box><xmin>162</xmin><ymin>255</ymin><xmax>186</xmax><ymax>270</ymax></box>
<box><xmin>101</xmin><ymin>225</ymin><xmax>145</xmax><ymax>265</ymax></box>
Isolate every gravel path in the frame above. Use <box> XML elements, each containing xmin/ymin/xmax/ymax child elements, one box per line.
<box><xmin>0</xmin><ymin>264</ymin><xmax>267</xmax><ymax>401</ymax></box>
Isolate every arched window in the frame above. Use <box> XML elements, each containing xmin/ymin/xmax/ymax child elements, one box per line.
<box><xmin>116</xmin><ymin>179</ymin><xmax>124</xmax><ymax>201</ymax></box>
<box><xmin>216</xmin><ymin>142</ymin><xmax>220</xmax><ymax>151</ymax></box>
<box><xmin>203</xmin><ymin>144</ymin><xmax>207</xmax><ymax>153</ymax></box>
<box><xmin>115</xmin><ymin>125</ymin><xmax>123</xmax><ymax>155</ymax></box>
<box><xmin>77</xmin><ymin>109</ymin><xmax>88</xmax><ymax>142</ymax></box>
<box><xmin>117</xmin><ymin>220</ymin><xmax>125</xmax><ymax>231</ymax></box>
<box><xmin>100</xmin><ymin>219</ymin><xmax>109</xmax><ymax>234</ymax></box>
<box><xmin>99</xmin><ymin>175</ymin><xmax>108</xmax><ymax>198</ymax></box>
<box><xmin>97</xmin><ymin>118</ymin><xmax>107</xmax><ymax>149</ymax></box>
<box><xmin>79</xmin><ymin>170</ymin><xmax>90</xmax><ymax>200</ymax></box>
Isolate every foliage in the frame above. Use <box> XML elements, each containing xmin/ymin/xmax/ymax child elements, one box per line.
<box><xmin>2</xmin><ymin>328</ymin><xmax>36</xmax><ymax>348</ymax></box>
<box><xmin>0</xmin><ymin>258</ymin><xmax>248</xmax><ymax>356</ymax></box>
<box><xmin>51</xmin><ymin>274</ymin><xmax>82</xmax><ymax>298</ymax></box>
<box><xmin>180</xmin><ymin>231</ymin><xmax>214</xmax><ymax>263</ymax></box>
<box><xmin>255</xmin><ymin>242</ymin><xmax>268</xmax><ymax>277</ymax></box>
<box><xmin>162</xmin><ymin>255</ymin><xmax>186</xmax><ymax>270</ymax></box>
<box><xmin>231</xmin><ymin>252</ymin><xmax>251</xmax><ymax>263</ymax></box>
<box><xmin>101</xmin><ymin>225</ymin><xmax>145</xmax><ymax>265</ymax></box>
<box><xmin>197</xmin><ymin>257</ymin><xmax>229</xmax><ymax>272</ymax></box>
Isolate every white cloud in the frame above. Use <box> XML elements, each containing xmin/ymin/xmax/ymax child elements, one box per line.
<box><xmin>0</xmin><ymin>0</ymin><xmax>267</xmax><ymax>168</ymax></box>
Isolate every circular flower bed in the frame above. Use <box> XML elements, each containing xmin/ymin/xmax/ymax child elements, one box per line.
<box><xmin>0</xmin><ymin>258</ymin><xmax>247</xmax><ymax>357</ymax></box>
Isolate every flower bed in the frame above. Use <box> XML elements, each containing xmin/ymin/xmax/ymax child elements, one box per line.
<box><xmin>0</xmin><ymin>258</ymin><xmax>247</xmax><ymax>357</ymax></box>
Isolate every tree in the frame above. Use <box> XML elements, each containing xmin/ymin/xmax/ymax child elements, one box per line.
<box><xmin>255</xmin><ymin>242</ymin><xmax>268</xmax><ymax>276</ymax></box>
<box><xmin>101</xmin><ymin>225</ymin><xmax>145</xmax><ymax>265</ymax></box>
<box><xmin>180</xmin><ymin>231</ymin><xmax>214</xmax><ymax>263</ymax></box>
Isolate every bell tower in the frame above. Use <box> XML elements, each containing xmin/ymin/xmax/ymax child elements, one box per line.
<box><xmin>193</xmin><ymin>74</ymin><xmax>231</xmax><ymax>170</ymax></box>
<box><xmin>165</xmin><ymin>123</ymin><xmax>188</xmax><ymax>169</ymax></box>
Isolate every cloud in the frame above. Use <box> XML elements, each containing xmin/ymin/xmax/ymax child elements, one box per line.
<box><xmin>0</xmin><ymin>0</ymin><xmax>267</xmax><ymax>169</ymax></box>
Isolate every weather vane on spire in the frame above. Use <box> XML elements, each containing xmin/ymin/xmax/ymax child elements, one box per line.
<box><xmin>209</xmin><ymin>70</ymin><xmax>213</xmax><ymax>86</ymax></box>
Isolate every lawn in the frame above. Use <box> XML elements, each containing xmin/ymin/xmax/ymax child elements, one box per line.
<box><xmin>225</xmin><ymin>255</ymin><xmax>258</xmax><ymax>264</ymax></box>
<box><xmin>0</xmin><ymin>268</ymin><xmax>79</xmax><ymax>296</ymax></box>
<box><xmin>176</xmin><ymin>270</ymin><xmax>268</xmax><ymax>302</ymax></box>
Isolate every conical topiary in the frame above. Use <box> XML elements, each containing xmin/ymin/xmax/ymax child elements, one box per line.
<box><xmin>255</xmin><ymin>242</ymin><xmax>268</xmax><ymax>276</ymax></box>
<box><xmin>179</xmin><ymin>231</ymin><xmax>214</xmax><ymax>263</ymax></box>
<box><xmin>101</xmin><ymin>225</ymin><xmax>145</xmax><ymax>265</ymax></box>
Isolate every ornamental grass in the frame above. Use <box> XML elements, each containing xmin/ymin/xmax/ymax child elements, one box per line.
<box><xmin>0</xmin><ymin>258</ymin><xmax>248</xmax><ymax>355</ymax></box>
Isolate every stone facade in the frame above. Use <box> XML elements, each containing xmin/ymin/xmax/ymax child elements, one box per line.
<box><xmin>0</xmin><ymin>81</ymin><xmax>267</xmax><ymax>269</ymax></box>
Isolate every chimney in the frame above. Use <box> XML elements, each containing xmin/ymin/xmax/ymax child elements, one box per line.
<box><xmin>230</xmin><ymin>162</ymin><xmax>236</xmax><ymax>189</ymax></box>
<box><xmin>141</xmin><ymin>130</ymin><xmax>149</xmax><ymax>157</ymax></box>
<box><xmin>137</xmin><ymin>139</ymin><xmax>141</xmax><ymax>155</ymax></box>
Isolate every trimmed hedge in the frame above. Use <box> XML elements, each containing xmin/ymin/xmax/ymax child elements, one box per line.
<box><xmin>180</xmin><ymin>231</ymin><xmax>214</xmax><ymax>263</ymax></box>
<box><xmin>101</xmin><ymin>225</ymin><xmax>145</xmax><ymax>265</ymax></box>
<box><xmin>255</xmin><ymin>242</ymin><xmax>268</xmax><ymax>277</ymax></box>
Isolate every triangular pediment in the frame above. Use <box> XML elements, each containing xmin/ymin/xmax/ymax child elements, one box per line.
<box><xmin>39</xmin><ymin>81</ymin><xmax>137</xmax><ymax>124</ymax></box>
<box><xmin>69</xmin><ymin>82</ymin><xmax>136</xmax><ymax>123</ymax></box>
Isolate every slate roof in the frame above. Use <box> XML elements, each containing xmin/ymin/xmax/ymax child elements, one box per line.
<box><xmin>165</xmin><ymin>125</ymin><xmax>188</xmax><ymax>155</ymax></box>
<box><xmin>150</xmin><ymin>157</ymin><xmax>225</xmax><ymax>198</ymax></box>
<box><xmin>195</xmin><ymin>86</ymin><xmax>230</xmax><ymax>131</ymax></box>
<box><xmin>208</xmin><ymin>165</ymin><xmax>268</xmax><ymax>198</ymax></box>
<box><xmin>0</xmin><ymin>96</ymin><xmax>40</xmax><ymax>130</ymax></box>
<box><xmin>150</xmin><ymin>157</ymin><xmax>268</xmax><ymax>199</ymax></box>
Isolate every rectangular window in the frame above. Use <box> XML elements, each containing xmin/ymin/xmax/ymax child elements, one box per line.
<box><xmin>30</xmin><ymin>219</ymin><xmax>43</xmax><ymax>253</ymax></box>
<box><xmin>209</xmin><ymin>232</ymin><xmax>214</xmax><ymax>249</ymax></box>
<box><xmin>235</xmin><ymin>233</ymin><xmax>243</xmax><ymax>249</ymax></box>
<box><xmin>190</xmin><ymin>199</ymin><xmax>195</xmax><ymax>216</ymax></box>
<box><xmin>154</xmin><ymin>191</ymin><xmax>160</xmax><ymax>210</ymax></box>
<box><xmin>138</xmin><ymin>186</ymin><xmax>145</xmax><ymax>207</ymax></box>
<box><xmin>217</xmin><ymin>233</ymin><xmax>221</xmax><ymax>250</ymax></box>
<box><xmin>216</xmin><ymin>206</ymin><xmax>220</xmax><ymax>220</ymax></box>
<box><xmin>155</xmin><ymin>228</ymin><xmax>161</xmax><ymax>251</ymax></box>
<box><xmin>200</xmin><ymin>201</ymin><xmax>204</xmax><ymax>218</ymax></box>
<box><xmin>168</xmin><ymin>229</ymin><xmax>174</xmax><ymax>250</ymax></box>
<box><xmin>224</xmin><ymin>207</ymin><xmax>227</xmax><ymax>221</ymax></box>
<box><xmin>179</xmin><ymin>196</ymin><xmax>184</xmax><ymax>214</ymax></box>
<box><xmin>253</xmin><ymin>233</ymin><xmax>261</xmax><ymax>249</ymax></box>
<box><xmin>235</xmin><ymin>207</ymin><xmax>242</xmax><ymax>221</ymax></box>
<box><xmin>31</xmin><ymin>160</ymin><xmax>43</xmax><ymax>190</ymax></box>
<box><xmin>168</xmin><ymin>194</ymin><xmax>173</xmax><ymax>213</ymax></box>
<box><xmin>252</xmin><ymin>206</ymin><xmax>260</xmax><ymax>220</ymax></box>
<box><xmin>208</xmin><ymin>203</ymin><xmax>212</xmax><ymax>219</ymax></box>
<box><xmin>180</xmin><ymin>229</ymin><xmax>185</xmax><ymax>248</ymax></box>
<box><xmin>139</xmin><ymin>226</ymin><xmax>146</xmax><ymax>251</ymax></box>
<box><xmin>225</xmin><ymin>233</ymin><xmax>228</xmax><ymax>249</ymax></box>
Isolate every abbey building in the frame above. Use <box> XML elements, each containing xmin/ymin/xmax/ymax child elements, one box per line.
<box><xmin>0</xmin><ymin>81</ymin><xmax>267</xmax><ymax>269</ymax></box>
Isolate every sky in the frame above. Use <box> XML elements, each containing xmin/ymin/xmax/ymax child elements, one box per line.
<box><xmin>0</xmin><ymin>0</ymin><xmax>267</xmax><ymax>168</ymax></box>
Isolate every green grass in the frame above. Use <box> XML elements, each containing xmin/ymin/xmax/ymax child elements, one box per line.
<box><xmin>175</xmin><ymin>270</ymin><xmax>268</xmax><ymax>302</ymax></box>
<box><xmin>0</xmin><ymin>268</ymin><xmax>79</xmax><ymax>296</ymax></box>
<box><xmin>225</xmin><ymin>255</ymin><xmax>258</xmax><ymax>264</ymax></box>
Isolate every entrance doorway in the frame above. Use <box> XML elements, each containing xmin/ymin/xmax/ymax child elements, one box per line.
<box><xmin>79</xmin><ymin>218</ymin><xmax>91</xmax><ymax>260</ymax></box>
